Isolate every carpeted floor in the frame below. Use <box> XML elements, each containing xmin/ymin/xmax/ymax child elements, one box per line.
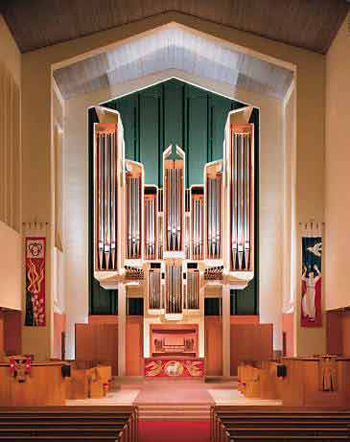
<box><xmin>134</xmin><ymin>380</ymin><xmax>214</xmax><ymax>404</ymax></box>
<box><xmin>139</xmin><ymin>421</ymin><xmax>210</xmax><ymax>442</ymax></box>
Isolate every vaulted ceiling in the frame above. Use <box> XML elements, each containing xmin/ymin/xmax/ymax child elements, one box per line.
<box><xmin>53</xmin><ymin>25</ymin><xmax>294</xmax><ymax>100</ymax></box>
<box><xmin>1</xmin><ymin>0</ymin><xmax>349</xmax><ymax>54</ymax></box>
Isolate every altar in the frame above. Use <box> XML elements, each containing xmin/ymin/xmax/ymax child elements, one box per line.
<box><xmin>144</xmin><ymin>357</ymin><xmax>205</xmax><ymax>378</ymax></box>
<box><xmin>144</xmin><ymin>323</ymin><xmax>205</xmax><ymax>378</ymax></box>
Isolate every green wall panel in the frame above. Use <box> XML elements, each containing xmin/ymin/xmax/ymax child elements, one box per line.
<box><xmin>89</xmin><ymin>79</ymin><xmax>259</xmax><ymax>315</ymax></box>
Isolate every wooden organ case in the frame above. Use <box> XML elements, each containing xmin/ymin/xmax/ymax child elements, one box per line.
<box><xmin>92</xmin><ymin>106</ymin><xmax>255</xmax><ymax>377</ymax></box>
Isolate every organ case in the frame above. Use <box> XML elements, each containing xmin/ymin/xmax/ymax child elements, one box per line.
<box><xmin>93</xmin><ymin>107</ymin><xmax>125</xmax><ymax>277</ymax></box>
<box><xmin>224</xmin><ymin>107</ymin><xmax>255</xmax><ymax>283</ymax></box>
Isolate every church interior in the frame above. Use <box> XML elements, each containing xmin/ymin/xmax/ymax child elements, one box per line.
<box><xmin>0</xmin><ymin>0</ymin><xmax>350</xmax><ymax>441</ymax></box>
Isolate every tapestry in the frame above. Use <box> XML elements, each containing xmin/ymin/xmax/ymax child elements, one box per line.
<box><xmin>25</xmin><ymin>237</ymin><xmax>46</xmax><ymax>326</ymax></box>
<box><xmin>300</xmin><ymin>224</ymin><xmax>322</xmax><ymax>327</ymax></box>
<box><xmin>144</xmin><ymin>358</ymin><xmax>205</xmax><ymax>378</ymax></box>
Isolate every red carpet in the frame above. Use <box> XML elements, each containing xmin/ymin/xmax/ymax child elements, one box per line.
<box><xmin>139</xmin><ymin>421</ymin><xmax>210</xmax><ymax>442</ymax></box>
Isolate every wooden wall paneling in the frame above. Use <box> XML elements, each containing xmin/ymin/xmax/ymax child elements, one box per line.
<box><xmin>0</xmin><ymin>311</ymin><xmax>4</xmax><ymax>360</ymax></box>
<box><xmin>126</xmin><ymin>316</ymin><xmax>143</xmax><ymax>376</ymax></box>
<box><xmin>75</xmin><ymin>323</ymin><xmax>118</xmax><ymax>375</ymax></box>
<box><xmin>4</xmin><ymin>310</ymin><xmax>21</xmax><ymax>356</ymax></box>
<box><xmin>326</xmin><ymin>310</ymin><xmax>342</xmax><ymax>355</ymax></box>
<box><xmin>230</xmin><ymin>315</ymin><xmax>259</xmax><ymax>324</ymax></box>
<box><xmin>205</xmin><ymin>316</ymin><xmax>222</xmax><ymax>376</ymax></box>
<box><xmin>230</xmin><ymin>323</ymin><xmax>273</xmax><ymax>375</ymax></box>
<box><xmin>88</xmin><ymin>315</ymin><xmax>118</xmax><ymax>323</ymax></box>
<box><xmin>342</xmin><ymin>311</ymin><xmax>350</xmax><ymax>355</ymax></box>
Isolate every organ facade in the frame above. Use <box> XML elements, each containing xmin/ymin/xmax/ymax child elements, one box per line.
<box><xmin>93</xmin><ymin>104</ymin><xmax>255</xmax><ymax>371</ymax></box>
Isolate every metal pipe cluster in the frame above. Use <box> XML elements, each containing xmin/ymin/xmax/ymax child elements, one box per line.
<box><xmin>125</xmin><ymin>265</ymin><xmax>144</xmax><ymax>280</ymax></box>
<box><xmin>149</xmin><ymin>270</ymin><xmax>161</xmax><ymax>309</ymax></box>
<box><xmin>192</xmin><ymin>197</ymin><xmax>203</xmax><ymax>260</ymax></box>
<box><xmin>204</xmin><ymin>265</ymin><xmax>224</xmax><ymax>280</ymax></box>
<box><xmin>166</xmin><ymin>264</ymin><xmax>182</xmax><ymax>313</ymax></box>
<box><xmin>165</xmin><ymin>168</ymin><xmax>182</xmax><ymax>251</ymax></box>
<box><xmin>187</xmin><ymin>271</ymin><xmax>199</xmax><ymax>309</ymax></box>
<box><xmin>126</xmin><ymin>175</ymin><xmax>141</xmax><ymax>259</ymax></box>
<box><xmin>144</xmin><ymin>196</ymin><xmax>156</xmax><ymax>260</ymax></box>
<box><xmin>206</xmin><ymin>175</ymin><xmax>222</xmax><ymax>259</ymax></box>
<box><xmin>231</xmin><ymin>132</ymin><xmax>251</xmax><ymax>270</ymax></box>
<box><xmin>97</xmin><ymin>131</ymin><xmax>117</xmax><ymax>270</ymax></box>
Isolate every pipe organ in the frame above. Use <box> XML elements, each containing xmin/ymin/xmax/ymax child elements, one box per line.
<box><xmin>93</xmin><ymin>106</ymin><xmax>255</xmax><ymax>329</ymax></box>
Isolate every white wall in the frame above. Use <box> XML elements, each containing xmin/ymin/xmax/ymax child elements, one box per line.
<box><xmin>325</xmin><ymin>15</ymin><xmax>350</xmax><ymax>311</ymax></box>
<box><xmin>0</xmin><ymin>15</ymin><xmax>22</xmax><ymax>312</ymax></box>
<box><xmin>0</xmin><ymin>221</ymin><xmax>22</xmax><ymax>310</ymax></box>
<box><xmin>63</xmin><ymin>68</ymin><xmax>287</xmax><ymax>356</ymax></box>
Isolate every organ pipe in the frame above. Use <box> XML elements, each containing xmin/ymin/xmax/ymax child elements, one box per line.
<box><xmin>186</xmin><ymin>270</ymin><xmax>199</xmax><ymax>310</ymax></box>
<box><xmin>165</xmin><ymin>167</ymin><xmax>183</xmax><ymax>251</ymax></box>
<box><xmin>191</xmin><ymin>190</ymin><xmax>204</xmax><ymax>261</ymax></box>
<box><xmin>96</xmin><ymin>125</ymin><xmax>118</xmax><ymax>271</ymax></box>
<box><xmin>144</xmin><ymin>189</ymin><xmax>157</xmax><ymax>260</ymax></box>
<box><xmin>126</xmin><ymin>173</ymin><xmax>142</xmax><ymax>259</ymax></box>
<box><xmin>166</xmin><ymin>263</ymin><xmax>182</xmax><ymax>314</ymax></box>
<box><xmin>230</xmin><ymin>126</ymin><xmax>252</xmax><ymax>271</ymax></box>
<box><xmin>149</xmin><ymin>270</ymin><xmax>161</xmax><ymax>309</ymax></box>
<box><xmin>206</xmin><ymin>170</ymin><xmax>222</xmax><ymax>260</ymax></box>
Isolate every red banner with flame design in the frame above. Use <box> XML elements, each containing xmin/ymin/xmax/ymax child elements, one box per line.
<box><xmin>144</xmin><ymin>358</ymin><xmax>205</xmax><ymax>378</ymax></box>
<box><xmin>25</xmin><ymin>237</ymin><xmax>46</xmax><ymax>326</ymax></box>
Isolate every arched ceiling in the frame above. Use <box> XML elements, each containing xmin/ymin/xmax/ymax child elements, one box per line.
<box><xmin>1</xmin><ymin>0</ymin><xmax>349</xmax><ymax>54</ymax></box>
<box><xmin>53</xmin><ymin>25</ymin><xmax>294</xmax><ymax>100</ymax></box>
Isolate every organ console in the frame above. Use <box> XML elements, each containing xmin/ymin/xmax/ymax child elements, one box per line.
<box><xmin>92</xmin><ymin>105</ymin><xmax>255</xmax><ymax>361</ymax></box>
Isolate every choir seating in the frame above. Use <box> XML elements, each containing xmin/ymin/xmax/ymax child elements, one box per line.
<box><xmin>211</xmin><ymin>407</ymin><xmax>350</xmax><ymax>441</ymax></box>
<box><xmin>237</xmin><ymin>361</ymin><xmax>281</xmax><ymax>400</ymax></box>
<box><xmin>0</xmin><ymin>406</ymin><xmax>138</xmax><ymax>441</ymax></box>
<box><xmin>66</xmin><ymin>361</ymin><xmax>112</xmax><ymax>399</ymax></box>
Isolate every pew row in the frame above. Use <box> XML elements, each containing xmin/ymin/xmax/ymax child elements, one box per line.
<box><xmin>0</xmin><ymin>406</ymin><xmax>138</xmax><ymax>442</ymax></box>
<box><xmin>211</xmin><ymin>407</ymin><xmax>350</xmax><ymax>442</ymax></box>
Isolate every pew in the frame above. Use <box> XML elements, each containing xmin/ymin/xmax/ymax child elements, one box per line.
<box><xmin>0</xmin><ymin>406</ymin><xmax>138</xmax><ymax>442</ymax></box>
<box><xmin>211</xmin><ymin>407</ymin><xmax>350</xmax><ymax>442</ymax></box>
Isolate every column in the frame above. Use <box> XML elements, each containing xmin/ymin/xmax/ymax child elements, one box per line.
<box><xmin>118</xmin><ymin>284</ymin><xmax>126</xmax><ymax>376</ymax></box>
<box><xmin>222</xmin><ymin>286</ymin><xmax>231</xmax><ymax>377</ymax></box>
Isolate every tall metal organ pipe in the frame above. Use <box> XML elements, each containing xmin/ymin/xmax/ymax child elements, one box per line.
<box><xmin>126</xmin><ymin>175</ymin><xmax>141</xmax><ymax>259</ymax></box>
<box><xmin>231</xmin><ymin>131</ymin><xmax>251</xmax><ymax>270</ymax></box>
<box><xmin>166</xmin><ymin>264</ymin><xmax>182</xmax><ymax>314</ymax></box>
<box><xmin>206</xmin><ymin>174</ymin><xmax>222</xmax><ymax>259</ymax></box>
<box><xmin>97</xmin><ymin>130</ymin><xmax>117</xmax><ymax>270</ymax></box>
<box><xmin>165</xmin><ymin>168</ymin><xmax>182</xmax><ymax>251</ymax></box>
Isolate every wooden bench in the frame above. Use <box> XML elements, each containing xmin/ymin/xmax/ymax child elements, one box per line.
<box><xmin>211</xmin><ymin>407</ymin><xmax>350</xmax><ymax>442</ymax></box>
<box><xmin>0</xmin><ymin>406</ymin><xmax>138</xmax><ymax>442</ymax></box>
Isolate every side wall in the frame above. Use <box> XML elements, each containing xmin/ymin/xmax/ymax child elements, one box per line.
<box><xmin>325</xmin><ymin>16</ymin><xmax>350</xmax><ymax>311</ymax></box>
<box><xmin>0</xmin><ymin>15</ymin><xmax>22</xmax><ymax>314</ymax></box>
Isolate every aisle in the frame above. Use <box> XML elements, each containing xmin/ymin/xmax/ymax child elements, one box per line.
<box><xmin>139</xmin><ymin>421</ymin><xmax>210</xmax><ymax>442</ymax></box>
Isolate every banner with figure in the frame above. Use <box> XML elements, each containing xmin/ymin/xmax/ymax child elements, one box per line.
<box><xmin>301</xmin><ymin>223</ymin><xmax>322</xmax><ymax>327</ymax></box>
<box><xmin>25</xmin><ymin>237</ymin><xmax>46</xmax><ymax>326</ymax></box>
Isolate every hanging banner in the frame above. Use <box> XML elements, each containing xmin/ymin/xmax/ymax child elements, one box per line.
<box><xmin>25</xmin><ymin>237</ymin><xmax>46</xmax><ymax>326</ymax></box>
<box><xmin>300</xmin><ymin>223</ymin><xmax>322</xmax><ymax>327</ymax></box>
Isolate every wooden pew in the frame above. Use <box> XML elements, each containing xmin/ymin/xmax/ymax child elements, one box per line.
<box><xmin>0</xmin><ymin>406</ymin><xmax>138</xmax><ymax>442</ymax></box>
<box><xmin>211</xmin><ymin>407</ymin><xmax>350</xmax><ymax>442</ymax></box>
